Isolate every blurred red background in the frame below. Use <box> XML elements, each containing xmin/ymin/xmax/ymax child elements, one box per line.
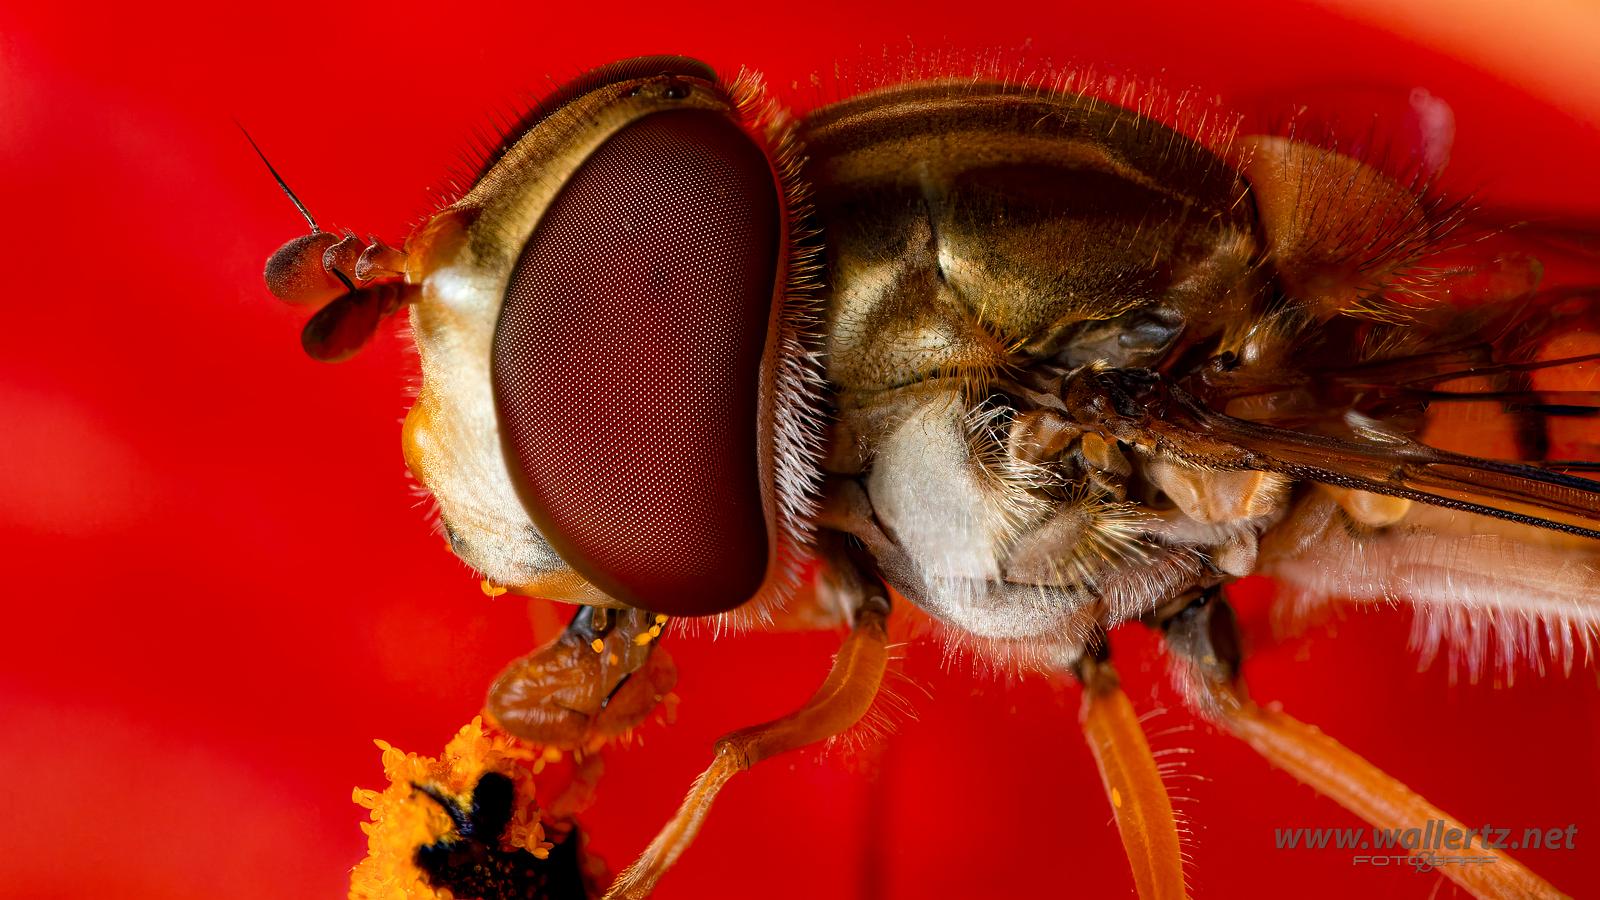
<box><xmin>1</xmin><ymin>1</ymin><xmax>1597</xmax><ymax>897</ymax></box>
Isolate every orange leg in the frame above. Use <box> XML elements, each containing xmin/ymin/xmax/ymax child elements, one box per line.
<box><xmin>602</xmin><ymin>592</ymin><xmax>891</xmax><ymax>900</ymax></box>
<box><xmin>1162</xmin><ymin>594</ymin><xmax>1570</xmax><ymax>900</ymax></box>
<box><xmin>1077</xmin><ymin>652</ymin><xmax>1189</xmax><ymax>900</ymax></box>
<box><xmin>1222</xmin><ymin>697</ymin><xmax>1567</xmax><ymax>899</ymax></box>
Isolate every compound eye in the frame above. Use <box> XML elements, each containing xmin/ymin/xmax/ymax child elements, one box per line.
<box><xmin>492</xmin><ymin>109</ymin><xmax>782</xmax><ymax>616</ymax></box>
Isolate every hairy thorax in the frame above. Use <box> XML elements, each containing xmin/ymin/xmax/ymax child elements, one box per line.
<box><xmin>802</xmin><ymin>82</ymin><xmax>1268</xmax><ymax>661</ymax></box>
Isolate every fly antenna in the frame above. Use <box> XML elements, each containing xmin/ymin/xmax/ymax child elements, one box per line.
<box><xmin>236</xmin><ymin>120</ymin><xmax>320</xmax><ymax>234</ymax></box>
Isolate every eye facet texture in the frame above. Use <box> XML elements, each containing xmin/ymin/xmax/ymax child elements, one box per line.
<box><xmin>493</xmin><ymin>109</ymin><xmax>781</xmax><ymax>616</ymax></box>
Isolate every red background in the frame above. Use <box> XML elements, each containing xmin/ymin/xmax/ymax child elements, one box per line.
<box><xmin>2</xmin><ymin>1</ymin><xmax>1597</xmax><ymax>897</ymax></box>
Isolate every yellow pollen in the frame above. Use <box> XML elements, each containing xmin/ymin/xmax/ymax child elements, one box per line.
<box><xmin>1111</xmin><ymin>787</ymin><xmax>1123</xmax><ymax>809</ymax></box>
<box><xmin>590</xmin><ymin>638</ymin><xmax>605</xmax><ymax>653</ymax></box>
<box><xmin>348</xmin><ymin>716</ymin><xmax>554</xmax><ymax>900</ymax></box>
<box><xmin>654</xmin><ymin>613</ymin><xmax>668</xmax><ymax>625</ymax></box>
<box><xmin>480</xmin><ymin>580</ymin><xmax>506</xmax><ymax>597</ymax></box>
<box><xmin>648</xmin><ymin>625</ymin><xmax>662</xmax><ymax>638</ymax></box>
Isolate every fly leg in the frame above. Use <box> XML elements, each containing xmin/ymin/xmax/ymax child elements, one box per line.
<box><xmin>602</xmin><ymin>554</ymin><xmax>892</xmax><ymax>900</ymax></box>
<box><xmin>824</xmin><ymin>462</ymin><xmax>1190</xmax><ymax>898</ymax></box>
<box><xmin>1158</xmin><ymin>591</ymin><xmax>1570</xmax><ymax>900</ymax></box>
<box><xmin>1071</xmin><ymin>632</ymin><xmax>1189</xmax><ymax>900</ymax></box>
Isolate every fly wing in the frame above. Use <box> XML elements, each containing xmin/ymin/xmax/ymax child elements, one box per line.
<box><xmin>1138</xmin><ymin>382</ymin><xmax>1600</xmax><ymax>540</ymax></box>
<box><xmin>1133</xmin><ymin>218</ymin><xmax>1600</xmax><ymax>538</ymax></box>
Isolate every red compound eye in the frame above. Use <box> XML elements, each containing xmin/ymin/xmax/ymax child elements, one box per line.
<box><xmin>492</xmin><ymin>109</ymin><xmax>782</xmax><ymax>616</ymax></box>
